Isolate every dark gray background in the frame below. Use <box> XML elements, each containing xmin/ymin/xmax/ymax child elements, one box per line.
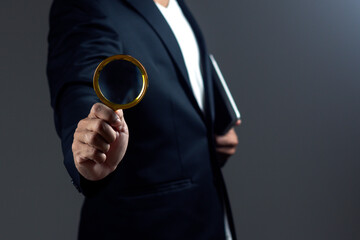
<box><xmin>1</xmin><ymin>0</ymin><xmax>359</xmax><ymax>239</ymax></box>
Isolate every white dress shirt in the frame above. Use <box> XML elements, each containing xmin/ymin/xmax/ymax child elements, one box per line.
<box><xmin>156</xmin><ymin>0</ymin><xmax>205</xmax><ymax>111</ymax></box>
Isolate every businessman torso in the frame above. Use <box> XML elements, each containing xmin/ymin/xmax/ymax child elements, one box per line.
<box><xmin>48</xmin><ymin>0</ymin><xmax>233</xmax><ymax>239</ymax></box>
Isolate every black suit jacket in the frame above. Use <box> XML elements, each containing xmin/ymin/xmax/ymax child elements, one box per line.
<box><xmin>47</xmin><ymin>0</ymin><xmax>236</xmax><ymax>239</ymax></box>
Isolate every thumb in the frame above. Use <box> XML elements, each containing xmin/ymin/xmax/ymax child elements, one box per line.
<box><xmin>114</xmin><ymin>109</ymin><xmax>128</xmax><ymax>134</ymax></box>
<box><xmin>115</xmin><ymin>109</ymin><xmax>124</xmax><ymax>120</ymax></box>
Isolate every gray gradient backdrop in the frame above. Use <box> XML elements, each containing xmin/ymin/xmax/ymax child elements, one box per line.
<box><xmin>1</xmin><ymin>0</ymin><xmax>359</xmax><ymax>239</ymax></box>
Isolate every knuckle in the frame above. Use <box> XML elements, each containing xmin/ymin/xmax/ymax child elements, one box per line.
<box><xmin>83</xmin><ymin>132</ymin><xmax>89</xmax><ymax>143</ymax></box>
<box><xmin>77</xmin><ymin>120</ymin><xmax>84</xmax><ymax>129</ymax></box>
<box><xmin>88</xmin><ymin>148</ymin><xmax>98</xmax><ymax>159</ymax></box>
<box><xmin>92</xmin><ymin>103</ymin><xmax>103</xmax><ymax>113</ymax></box>
<box><xmin>71</xmin><ymin>141</ymin><xmax>76</xmax><ymax>150</ymax></box>
<box><xmin>74</xmin><ymin>156</ymin><xmax>82</xmax><ymax>165</ymax></box>
<box><xmin>93</xmin><ymin>120</ymin><xmax>101</xmax><ymax>131</ymax></box>
<box><xmin>73</xmin><ymin>130</ymin><xmax>81</xmax><ymax>140</ymax></box>
<box><xmin>72</xmin><ymin>142</ymin><xmax>82</xmax><ymax>156</ymax></box>
<box><xmin>89</xmin><ymin>133</ymin><xmax>98</xmax><ymax>145</ymax></box>
<box><xmin>83</xmin><ymin>132</ymin><xmax>91</xmax><ymax>144</ymax></box>
<box><xmin>76</xmin><ymin>156</ymin><xmax>88</xmax><ymax>166</ymax></box>
<box><xmin>83</xmin><ymin>132</ymin><xmax>93</xmax><ymax>144</ymax></box>
<box><xmin>76</xmin><ymin>121</ymin><xmax>81</xmax><ymax>130</ymax></box>
<box><xmin>77</xmin><ymin>118</ymin><xmax>88</xmax><ymax>130</ymax></box>
<box><xmin>72</xmin><ymin>151</ymin><xmax>82</xmax><ymax>165</ymax></box>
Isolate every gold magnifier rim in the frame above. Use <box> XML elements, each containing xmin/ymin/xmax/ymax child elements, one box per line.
<box><xmin>93</xmin><ymin>54</ymin><xmax>148</xmax><ymax>110</ymax></box>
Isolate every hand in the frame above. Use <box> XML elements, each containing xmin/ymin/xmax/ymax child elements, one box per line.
<box><xmin>215</xmin><ymin>120</ymin><xmax>241</xmax><ymax>167</ymax></box>
<box><xmin>72</xmin><ymin>103</ymin><xmax>129</xmax><ymax>181</ymax></box>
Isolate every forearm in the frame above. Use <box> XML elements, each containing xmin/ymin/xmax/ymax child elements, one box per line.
<box><xmin>56</xmin><ymin>83</ymin><xmax>98</xmax><ymax>192</ymax></box>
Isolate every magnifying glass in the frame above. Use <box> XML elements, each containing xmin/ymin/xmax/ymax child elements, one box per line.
<box><xmin>93</xmin><ymin>55</ymin><xmax>148</xmax><ymax>110</ymax></box>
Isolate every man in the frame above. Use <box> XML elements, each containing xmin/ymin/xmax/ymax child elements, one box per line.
<box><xmin>47</xmin><ymin>0</ymin><xmax>240</xmax><ymax>239</ymax></box>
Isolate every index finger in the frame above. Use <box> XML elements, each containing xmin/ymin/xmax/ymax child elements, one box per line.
<box><xmin>88</xmin><ymin>103</ymin><xmax>121</xmax><ymax>127</ymax></box>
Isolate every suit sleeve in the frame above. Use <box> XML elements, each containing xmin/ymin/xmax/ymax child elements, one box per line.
<box><xmin>47</xmin><ymin>0</ymin><xmax>122</xmax><ymax>195</ymax></box>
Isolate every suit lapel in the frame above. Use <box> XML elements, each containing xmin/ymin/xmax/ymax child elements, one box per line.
<box><xmin>123</xmin><ymin>0</ymin><xmax>218</xmax><ymax>125</ymax></box>
<box><xmin>124</xmin><ymin>0</ymin><xmax>206</xmax><ymax>117</ymax></box>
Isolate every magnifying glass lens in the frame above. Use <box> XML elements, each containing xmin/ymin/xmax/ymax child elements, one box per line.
<box><xmin>98</xmin><ymin>59</ymin><xmax>143</xmax><ymax>105</ymax></box>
